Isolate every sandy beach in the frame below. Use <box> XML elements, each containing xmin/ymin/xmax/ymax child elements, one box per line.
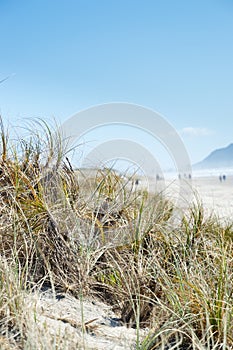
<box><xmin>189</xmin><ymin>175</ymin><xmax>233</xmax><ymax>219</ymax></box>
<box><xmin>164</xmin><ymin>175</ymin><xmax>233</xmax><ymax>221</ymax></box>
<box><xmin>137</xmin><ymin>174</ymin><xmax>233</xmax><ymax>220</ymax></box>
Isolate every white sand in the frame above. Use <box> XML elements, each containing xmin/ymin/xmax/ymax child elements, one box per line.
<box><xmin>24</xmin><ymin>290</ymin><xmax>147</xmax><ymax>350</ymax></box>
<box><xmin>161</xmin><ymin>176</ymin><xmax>233</xmax><ymax>220</ymax></box>
<box><xmin>190</xmin><ymin>176</ymin><xmax>233</xmax><ymax>219</ymax></box>
<box><xmin>137</xmin><ymin>175</ymin><xmax>233</xmax><ymax>220</ymax></box>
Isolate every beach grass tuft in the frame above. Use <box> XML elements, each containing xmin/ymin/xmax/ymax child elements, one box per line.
<box><xmin>0</xmin><ymin>118</ymin><xmax>233</xmax><ymax>349</ymax></box>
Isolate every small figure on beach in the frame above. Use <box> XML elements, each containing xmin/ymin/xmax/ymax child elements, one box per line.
<box><xmin>219</xmin><ymin>175</ymin><xmax>222</xmax><ymax>182</ymax></box>
<box><xmin>223</xmin><ymin>174</ymin><xmax>226</xmax><ymax>181</ymax></box>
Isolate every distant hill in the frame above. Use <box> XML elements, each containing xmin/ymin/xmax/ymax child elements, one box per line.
<box><xmin>193</xmin><ymin>143</ymin><xmax>233</xmax><ymax>169</ymax></box>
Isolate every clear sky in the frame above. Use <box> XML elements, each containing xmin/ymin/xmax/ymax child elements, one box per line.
<box><xmin>1</xmin><ymin>0</ymin><xmax>233</xmax><ymax>168</ymax></box>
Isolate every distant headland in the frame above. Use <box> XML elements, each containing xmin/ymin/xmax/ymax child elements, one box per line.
<box><xmin>193</xmin><ymin>143</ymin><xmax>233</xmax><ymax>170</ymax></box>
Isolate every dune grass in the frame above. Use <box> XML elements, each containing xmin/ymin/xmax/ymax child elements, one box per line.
<box><xmin>0</xmin><ymin>118</ymin><xmax>233</xmax><ymax>349</ymax></box>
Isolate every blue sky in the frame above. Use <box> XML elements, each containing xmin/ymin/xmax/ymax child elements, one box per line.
<box><xmin>1</xmin><ymin>0</ymin><xmax>233</xmax><ymax>168</ymax></box>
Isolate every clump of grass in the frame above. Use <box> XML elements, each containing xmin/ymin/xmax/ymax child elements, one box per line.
<box><xmin>139</xmin><ymin>201</ymin><xmax>233</xmax><ymax>349</ymax></box>
<box><xmin>0</xmin><ymin>117</ymin><xmax>233</xmax><ymax>349</ymax></box>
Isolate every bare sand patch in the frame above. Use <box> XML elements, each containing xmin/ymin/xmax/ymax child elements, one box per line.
<box><xmin>23</xmin><ymin>290</ymin><xmax>147</xmax><ymax>350</ymax></box>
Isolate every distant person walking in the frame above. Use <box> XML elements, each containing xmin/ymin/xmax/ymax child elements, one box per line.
<box><xmin>219</xmin><ymin>175</ymin><xmax>222</xmax><ymax>182</ymax></box>
<box><xmin>223</xmin><ymin>174</ymin><xmax>226</xmax><ymax>181</ymax></box>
